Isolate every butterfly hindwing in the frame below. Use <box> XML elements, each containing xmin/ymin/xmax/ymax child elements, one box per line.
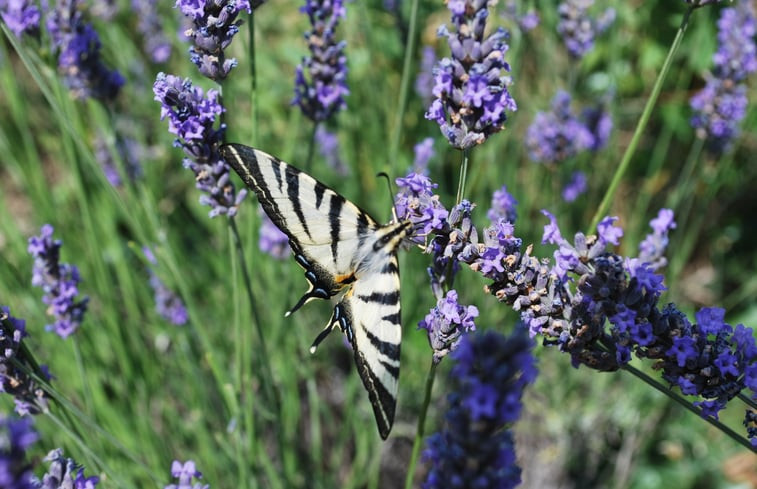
<box><xmin>221</xmin><ymin>143</ymin><xmax>411</xmax><ymax>439</ymax></box>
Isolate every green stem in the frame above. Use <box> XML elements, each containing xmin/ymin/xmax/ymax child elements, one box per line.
<box><xmin>589</xmin><ymin>5</ymin><xmax>695</xmax><ymax>232</ymax></box>
<box><xmin>389</xmin><ymin>0</ymin><xmax>420</xmax><ymax>174</ymax></box>
<box><xmin>72</xmin><ymin>336</ymin><xmax>93</xmax><ymax>415</ymax></box>
<box><xmin>737</xmin><ymin>393</ymin><xmax>757</xmax><ymax>410</ymax></box>
<box><xmin>404</xmin><ymin>360</ymin><xmax>438</xmax><ymax>489</ymax></box>
<box><xmin>455</xmin><ymin>148</ymin><xmax>470</xmax><ymax>204</ymax></box>
<box><xmin>621</xmin><ymin>363</ymin><xmax>755</xmax><ymax>452</ymax></box>
<box><xmin>249</xmin><ymin>10</ymin><xmax>258</xmax><ymax>145</ymax></box>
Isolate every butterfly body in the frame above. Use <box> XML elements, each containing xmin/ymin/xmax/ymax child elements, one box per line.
<box><xmin>221</xmin><ymin>143</ymin><xmax>411</xmax><ymax>439</ymax></box>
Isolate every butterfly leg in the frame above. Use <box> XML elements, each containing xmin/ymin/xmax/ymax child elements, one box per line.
<box><xmin>285</xmin><ymin>251</ymin><xmax>340</xmax><ymax>317</ymax></box>
<box><xmin>309</xmin><ymin>302</ymin><xmax>353</xmax><ymax>354</ymax></box>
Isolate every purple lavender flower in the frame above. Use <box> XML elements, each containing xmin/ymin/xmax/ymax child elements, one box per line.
<box><xmin>562</xmin><ymin>171</ymin><xmax>587</xmax><ymax>202</ymax></box>
<box><xmin>691</xmin><ymin>0</ymin><xmax>756</xmax><ymax>153</ymax></box>
<box><xmin>425</xmin><ymin>0</ymin><xmax>517</xmax><ymax>148</ymax></box>
<box><xmin>0</xmin><ymin>415</ymin><xmax>38</xmax><ymax>488</ymax></box>
<box><xmin>0</xmin><ymin>307</ymin><xmax>52</xmax><ymax>415</ymax></box>
<box><xmin>502</xmin><ymin>0</ymin><xmax>540</xmax><ymax>32</ymax></box>
<box><xmin>394</xmin><ymin>172</ymin><xmax>448</xmax><ymax>241</ymax></box>
<box><xmin>315</xmin><ymin>126</ymin><xmax>348</xmax><ymax>175</ymax></box>
<box><xmin>165</xmin><ymin>460</ymin><xmax>208</xmax><ymax>489</ymax></box>
<box><xmin>412</xmin><ymin>137</ymin><xmax>435</xmax><ymax>174</ymax></box>
<box><xmin>293</xmin><ymin>0</ymin><xmax>349</xmax><ymax>122</ymax></box>
<box><xmin>422</xmin><ymin>329</ymin><xmax>536</xmax><ymax>489</ymax></box>
<box><xmin>153</xmin><ymin>72</ymin><xmax>247</xmax><ymax>218</ymax></box>
<box><xmin>143</xmin><ymin>247</ymin><xmax>188</xmax><ymax>326</ymax></box>
<box><xmin>28</xmin><ymin>225</ymin><xmax>89</xmax><ymax>339</ymax></box>
<box><xmin>487</xmin><ymin>184</ymin><xmax>518</xmax><ymax>224</ymax></box>
<box><xmin>45</xmin><ymin>0</ymin><xmax>124</xmax><ymax>101</ymax></box>
<box><xmin>259</xmin><ymin>212</ymin><xmax>290</xmax><ymax>260</ymax></box>
<box><xmin>525</xmin><ymin>90</ymin><xmax>595</xmax><ymax>164</ymax></box>
<box><xmin>580</xmin><ymin>105</ymin><xmax>613</xmax><ymax>151</ymax></box>
<box><xmin>133</xmin><ymin>0</ymin><xmax>171</xmax><ymax>63</ymax></box>
<box><xmin>35</xmin><ymin>449</ymin><xmax>99</xmax><ymax>489</ymax></box>
<box><xmin>557</xmin><ymin>0</ymin><xmax>615</xmax><ymax>58</ymax></box>
<box><xmin>636</xmin><ymin>208</ymin><xmax>676</xmax><ymax>270</ymax></box>
<box><xmin>94</xmin><ymin>133</ymin><xmax>143</xmax><ymax>187</ymax></box>
<box><xmin>745</xmin><ymin>410</ymin><xmax>757</xmax><ymax>447</ymax></box>
<box><xmin>414</xmin><ymin>46</ymin><xmax>436</xmax><ymax>103</ymax></box>
<box><xmin>176</xmin><ymin>0</ymin><xmax>251</xmax><ymax>80</ymax></box>
<box><xmin>418</xmin><ymin>290</ymin><xmax>478</xmax><ymax>363</ymax></box>
<box><xmin>0</xmin><ymin>0</ymin><xmax>40</xmax><ymax>37</ymax></box>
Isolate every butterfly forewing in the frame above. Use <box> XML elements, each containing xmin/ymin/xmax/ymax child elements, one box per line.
<box><xmin>221</xmin><ymin>143</ymin><xmax>410</xmax><ymax>439</ymax></box>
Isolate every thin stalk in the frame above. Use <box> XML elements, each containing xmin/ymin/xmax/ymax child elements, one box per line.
<box><xmin>403</xmin><ymin>361</ymin><xmax>438</xmax><ymax>489</ymax></box>
<box><xmin>589</xmin><ymin>5</ymin><xmax>695</xmax><ymax>232</ymax></box>
<box><xmin>249</xmin><ymin>10</ymin><xmax>258</xmax><ymax>145</ymax></box>
<box><xmin>621</xmin><ymin>363</ymin><xmax>755</xmax><ymax>452</ymax></box>
<box><xmin>72</xmin><ymin>337</ymin><xmax>93</xmax><ymax>415</ymax></box>
<box><xmin>389</xmin><ymin>0</ymin><xmax>420</xmax><ymax>174</ymax></box>
<box><xmin>455</xmin><ymin>148</ymin><xmax>470</xmax><ymax>204</ymax></box>
<box><xmin>737</xmin><ymin>393</ymin><xmax>757</xmax><ymax>410</ymax></box>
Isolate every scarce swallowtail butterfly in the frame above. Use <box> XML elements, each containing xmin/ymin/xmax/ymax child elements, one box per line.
<box><xmin>221</xmin><ymin>143</ymin><xmax>413</xmax><ymax>439</ymax></box>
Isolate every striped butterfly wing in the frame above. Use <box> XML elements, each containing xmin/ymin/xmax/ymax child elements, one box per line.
<box><xmin>221</xmin><ymin>143</ymin><xmax>410</xmax><ymax>439</ymax></box>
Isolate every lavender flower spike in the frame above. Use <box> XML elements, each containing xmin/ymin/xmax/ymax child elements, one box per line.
<box><xmin>28</xmin><ymin>225</ymin><xmax>89</xmax><ymax>338</ymax></box>
<box><xmin>419</xmin><ymin>289</ymin><xmax>478</xmax><ymax>363</ymax></box>
<box><xmin>259</xmin><ymin>211</ymin><xmax>290</xmax><ymax>260</ymax></box>
<box><xmin>0</xmin><ymin>0</ymin><xmax>40</xmax><ymax>37</ymax></box>
<box><xmin>143</xmin><ymin>247</ymin><xmax>188</xmax><ymax>326</ymax></box>
<box><xmin>35</xmin><ymin>449</ymin><xmax>99</xmax><ymax>488</ymax></box>
<box><xmin>423</xmin><ymin>329</ymin><xmax>536</xmax><ymax>489</ymax></box>
<box><xmin>293</xmin><ymin>0</ymin><xmax>349</xmax><ymax>122</ymax></box>
<box><xmin>525</xmin><ymin>90</ymin><xmax>594</xmax><ymax>164</ymax></box>
<box><xmin>165</xmin><ymin>460</ymin><xmax>209</xmax><ymax>489</ymax></box>
<box><xmin>153</xmin><ymin>72</ymin><xmax>247</xmax><ymax>218</ymax></box>
<box><xmin>176</xmin><ymin>0</ymin><xmax>252</xmax><ymax>80</ymax></box>
<box><xmin>46</xmin><ymin>0</ymin><xmax>124</xmax><ymax>101</ymax></box>
<box><xmin>557</xmin><ymin>0</ymin><xmax>615</xmax><ymax>59</ymax></box>
<box><xmin>690</xmin><ymin>0</ymin><xmax>756</xmax><ymax>153</ymax></box>
<box><xmin>425</xmin><ymin>0</ymin><xmax>517</xmax><ymax>149</ymax></box>
<box><xmin>0</xmin><ymin>307</ymin><xmax>52</xmax><ymax>415</ymax></box>
<box><xmin>133</xmin><ymin>0</ymin><xmax>172</xmax><ymax>63</ymax></box>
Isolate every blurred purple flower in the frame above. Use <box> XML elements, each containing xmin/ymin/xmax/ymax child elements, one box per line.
<box><xmin>525</xmin><ymin>90</ymin><xmax>594</xmax><ymax>164</ymax></box>
<box><xmin>93</xmin><ymin>133</ymin><xmax>143</xmax><ymax>187</ymax></box>
<box><xmin>502</xmin><ymin>0</ymin><xmax>540</xmax><ymax>32</ymax></box>
<box><xmin>259</xmin><ymin>212</ymin><xmax>290</xmax><ymax>260</ymax></box>
<box><xmin>36</xmin><ymin>449</ymin><xmax>99</xmax><ymax>488</ymax></box>
<box><xmin>176</xmin><ymin>0</ymin><xmax>251</xmax><ymax>80</ymax></box>
<box><xmin>422</xmin><ymin>329</ymin><xmax>536</xmax><ymax>489</ymax></box>
<box><xmin>165</xmin><ymin>460</ymin><xmax>208</xmax><ymax>489</ymax></box>
<box><xmin>143</xmin><ymin>247</ymin><xmax>188</xmax><ymax>326</ymax></box>
<box><xmin>0</xmin><ymin>415</ymin><xmax>38</xmax><ymax>488</ymax></box>
<box><xmin>293</xmin><ymin>0</ymin><xmax>349</xmax><ymax>122</ymax></box>
<box><xmin>153</xmin><ymin>72</ymin><xmax>248</xmax><ymax>217</ymax></box>
<box><xmin>315</xmin><ymin>126</ymin><xmax>348</xmax><ymax>175</ymax></box>
<box><xmin>487</xmin><ymin>184</ymin><xmax>518</xmax><ymax>224</ymax></box>
<box><xmin>562</xmin><ymin>171</ymin><xmax>587</xmax><ymax>202</ymax></box>
<box><xmin>636</xmin><ymin>208</ymin><xmax>676</xmax><ymax>270</ymax></box>
<box><xmin>580</xmin><ymin>105</ymin><xmax>612</xmax><ymax>151</ymax></box>
<box><xmin>425</xmin><ymin>0</ymin><xmax>517</xmax><ymax>148</ymax></box>
<box><xmin>411</xmin><ymin>137</ymin><xmax>434</xmax><ymax>174</ymax></box>
<box><xmin>0</xmin><ymin>0</ymin><xmax>40</xmax><ymax>37</ymax></box>
<box><xmin>691</xmin><ymin>0</ymin><xmax>756</xmax><ymax>153</ymax></box>
<box><xmin>28</xmin><ymin>225</ymin><xmax>89</xmax><ymax>338</ymax></box>
<box><xmin>414</xmin><ymin>46</ymin><xmax>436</xmax><ymax>103</ymax></box>
<box><xmin>133</xmin><ymin>0</ymin><xmax>172</xmax><ymax>63</ymax></box>
<box><xmin>557</xmin><ymin>0</ymin><xmax>614</xmax><ymax>58</ymax></box>
<box><xmin>45</xmin><ymin>0</ymin><xmax>124</xmax><ymax>101</ymax></box>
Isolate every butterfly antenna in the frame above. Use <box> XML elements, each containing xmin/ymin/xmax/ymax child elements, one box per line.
<box><xmin>376</xmin><ymin>171</ymin><xmax>399</xmax><ymax>222</ymax></box>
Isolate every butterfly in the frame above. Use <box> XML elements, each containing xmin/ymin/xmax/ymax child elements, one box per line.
<box><xmin>221</xmin><ymin>143</ymin><xmax>413</xmax><ymax>439</ymax></box>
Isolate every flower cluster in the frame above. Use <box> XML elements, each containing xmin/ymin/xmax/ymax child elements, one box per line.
<box><xmin>394</xmin><ymin>172</ymin><xmax>448</xmax><ymax>244</ymax></box>
<box><xmin>28</xmin><ymin>225</ymin><xmax>89</xmax><ymax>339</ymax></box>
<box><xmin>0</xmin><ymin>307</ymin><xmax>51</xmax><ymax>415</ymax></box>
<box><xmin>1</xmin><ymin>0</ymin><xmax>40</xmax><ymax>37</ymax></box>
<box><xmin>487</xmin><ymin>184</ymin><xmax>517</xmax><ymax>224</ymax></box>
<box><xmin>176</xmin><ymin>0</ymin><xmax>252</xmax><ymax>80</ymax></box>
<box><xmin>133</xmin><ymin>0</ymin><xmax>171</xmax><ymax>63</ymax></box>
<box><xmin>165</xmin><ymin>460</ymin><xmax>208</xmax><ymax>489</ymax></box>
<box><xmin>415</xmin><ymin>46</ymin><xmax>437</xmax><ymax>103</ymax></box>
<box><xmin>143</xmin><ymin>247</ymin><xmax>188</xmax><ymax>326</ymax></box>
<box><xmin>419</xmin><ymin>290</ymin><xmax>479</xmax><ymax>363</ymax></box>
<box><xmin>502</xmin><ymin>0</ymin><xmax>540</xmax><ymax>32</ymax></box>
<box><xmin>94</xmin><ymin>133</ymin><xmax>143</xmax><ymax>187</ymax></box>
<box><xmin>259</xmin><ymin>212</ymin><xmax>290</xmax><ymax>260</ymax></box>
<box><xmin>636</xmin><ymin>208</ymin><xmax>676</xmax><ymax>270</ymax></box>
<box><xmin>153</xmin><ymin>72</ymin><xmax>248</xmax><ymax>217</ymax></box>
<box><xmin>745</xmin><ymin>410</ymin><xmax>757</xmax><ymax>447</ymax></box>
<box><xmin>525</xmin><ymin>90</ymin><xmax>611</xmax><ymax>164</ymax></box>
<box><xmin>422</xmin><ymin>330</ymin><xmax>536</xmax><ymax>489</ymax></box>
<box><xmin>425</xmin><ymin>0</ymin><xmax>517</xmax><ymax>149</ymax></box>
<box><xmin>412</xmin><ymin>137</ymin><xmax>435</xmax><ymax>174</ymax></box>
<box><xmin>557</xmin><ymin>0</ymin><xmax>615</xmax><ymax>58</ymax></box>
<box><xmin>45</xmin><ymin>0</ymin><xmax>124</xmax><ymax>101</ymax></box>
<box><xmin>690</xmin><ymin>0</ymin><xmax>756</xmax><ymax>153</ymax></box>
<box><xmin>0</xmin><ymin>415</ymin><xmax>38</xmax><ymax>488</ymax></box>
<box><xmin>293</xmin><ymin>0</ymin><xmax>349</xmax><ymax>122</ymax></box>
<box><xmin>35</xmin><ymin>449</ymin><xmax>100</xmax><ymax>488</ymax></box>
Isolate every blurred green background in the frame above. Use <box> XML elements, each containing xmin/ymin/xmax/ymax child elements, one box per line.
<box><xmin>1</xmin><ymin>0</ymin><xmax>756</xmax><ymax>487</ymax></box>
